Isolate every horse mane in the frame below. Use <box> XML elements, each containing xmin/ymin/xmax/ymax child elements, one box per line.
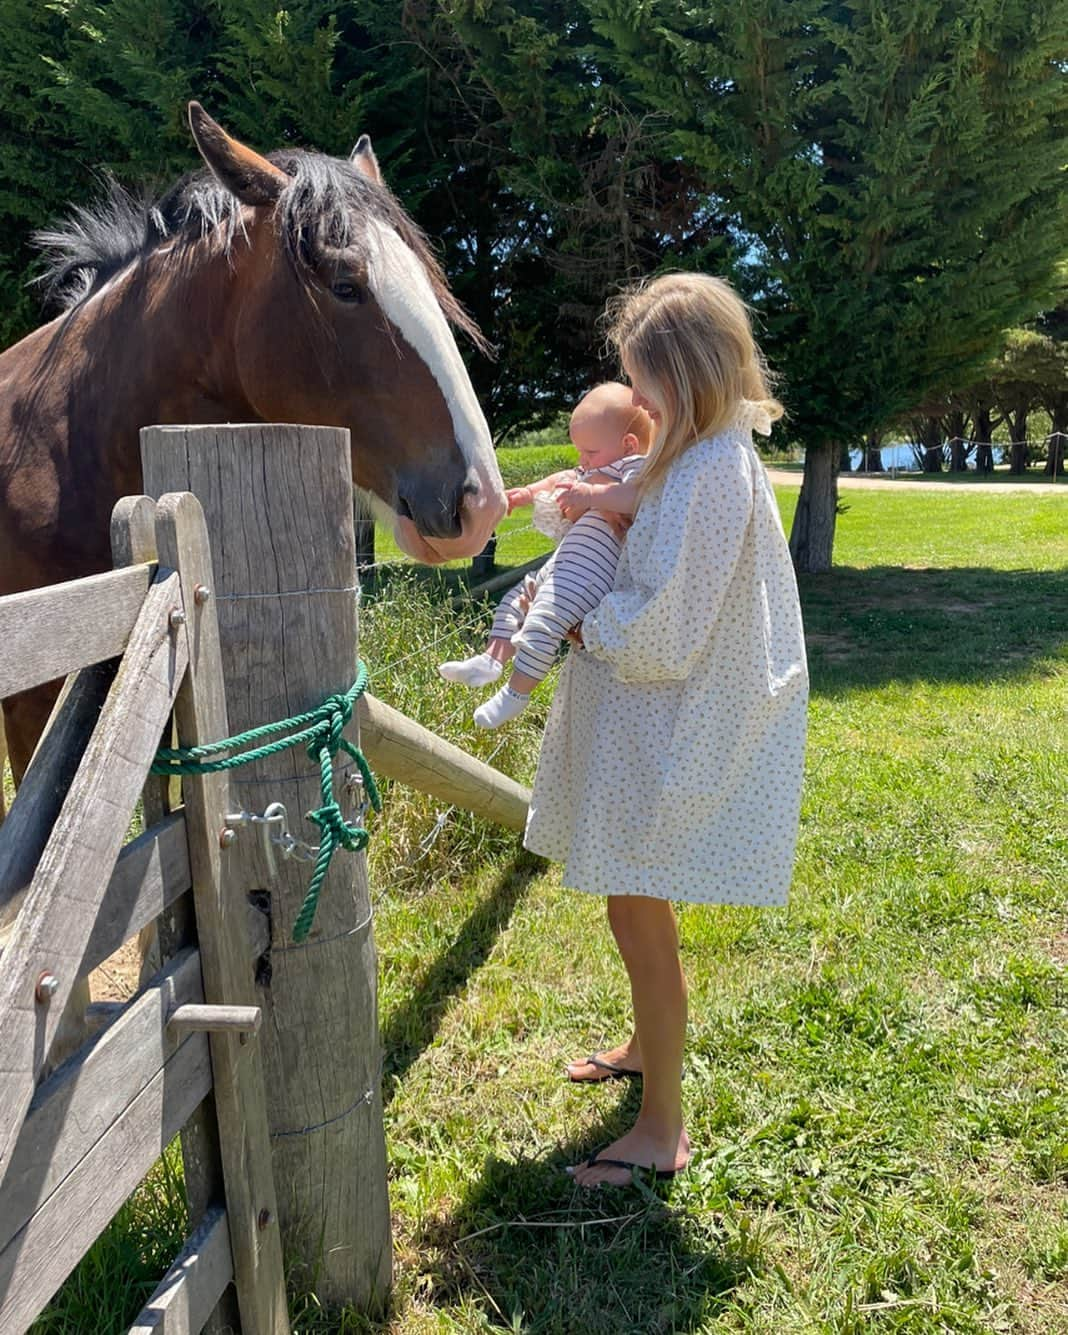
<box><xmin>33</xmin><ymin>150</ymin><xmax>487</xmax><ymax>351</ymax></box>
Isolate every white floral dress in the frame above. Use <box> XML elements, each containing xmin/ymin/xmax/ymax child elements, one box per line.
<box><xmin>523</xmin><ymin>410</ymin><xmax>808</xmax><ymax>904</ymax></box>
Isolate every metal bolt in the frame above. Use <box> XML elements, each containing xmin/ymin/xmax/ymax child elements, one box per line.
<box><xmin>169</xmin><ymin>607</ymin><xmax>187</xmax><ymax>629</ymax></box>
<box><xmin>219</xmin><ymin>828</ymin><xmax>237</xmax><ymax>849</ymax></box>
<box><xmin>35</xmin><ymin>972</ymin><xmax>59</xmax><ymax>1004</ymax></box>
<box><xmin>257</xmin><ymin>1208</ymin><xmax>272</xmax><ymax>1231</ymax></box>
<box><xmin>193</xmin><ymin>584</ymin><xmax>212</xmax><ymax>606</ymax></box>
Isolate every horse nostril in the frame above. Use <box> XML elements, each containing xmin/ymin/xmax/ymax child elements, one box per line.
<box><xmin>397</xmin><ymin>480</ymin><xmax>464</xmax><ymax>539</ymax></box>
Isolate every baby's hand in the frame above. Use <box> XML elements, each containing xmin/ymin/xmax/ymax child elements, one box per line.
<box><xmin>556</xmin><ymin>482</ymin><xmax>596</xmax><ymax>522</ymax></box>
<box><xmin>506</xmin><ymin>485</ymin><xmax>533</xmax><ymax>514</ymax></box>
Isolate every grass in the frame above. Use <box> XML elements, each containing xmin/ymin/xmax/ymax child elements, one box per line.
<box><xmin>32</xmin><ymin>470</ymin><xmax>1068</xmax><ymax>1333</ymax></box>
<box><xmin>360</xmin><ymin>483</ymin><xmax>1068</xmax><ymax>1334</ymax></box>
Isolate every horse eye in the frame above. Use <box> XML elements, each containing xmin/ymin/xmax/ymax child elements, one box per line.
<box><xmin>331</xmin><ymin>279</ymin><xmax>364</xmax><ymax>304</ymax></box>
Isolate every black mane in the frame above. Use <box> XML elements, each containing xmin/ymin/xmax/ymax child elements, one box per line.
<box><xmin>33</xmin><ymin>150</ymin><xmax>485</xmax><ymax>348</ymax></box>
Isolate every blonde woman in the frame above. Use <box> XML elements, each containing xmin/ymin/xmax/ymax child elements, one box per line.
<box><xmin>524</xmin><ymin>273</ymin><xmax>808</xmax><ymax>1187</ymax></box>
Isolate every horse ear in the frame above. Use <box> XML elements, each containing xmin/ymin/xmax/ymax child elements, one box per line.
<box><xmin>188</xmin><ymin>101</ymin><xmax>288</xmax><ymax>206</ymax></box>
<box><xmin>350</xmin><ymin>134</ymin><xmax>382</xmax><ymax>186</ymax></box>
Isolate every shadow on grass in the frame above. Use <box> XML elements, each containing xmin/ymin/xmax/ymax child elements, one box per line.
<box><xmin>381</xmin><ymin>853</ymin><xmax>541</xmax><ymax>1105</ymax></box>
<box><xmin>409</xmin><ymin>1082</ymin><xmax>756</xmax><ymax>1334</ymax></box>
<box><xmin>801</xmin><ymin>565</ymin><xmax>1068</xmax><ymax>692</ymax></box>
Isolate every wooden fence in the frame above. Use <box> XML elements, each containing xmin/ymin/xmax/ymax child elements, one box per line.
<box><xmin>0</xmin><ymin>423</ymin><xmax>531</xmax><ymax>1332</ymax></box>
<box><xmin>0</xmin><ymin>491</ymin><xmax>288</xmax><ymax>1334</ymax></box>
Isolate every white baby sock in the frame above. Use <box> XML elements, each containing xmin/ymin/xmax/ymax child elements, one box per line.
<box><xmin>438</xmin><ymin>652</ymin><xmax>504</xmax><ymax>687</ymax></box>
<box><xmin>473</xmin><ymin>685</ymin><xmax>530</xmax><ymax>729</ymax></box>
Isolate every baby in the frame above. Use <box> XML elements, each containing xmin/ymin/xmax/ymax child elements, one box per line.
<box><xmin>439</xmin><ymin>382</ymin><xmax>654</xmax><ymax>727</ymax></box>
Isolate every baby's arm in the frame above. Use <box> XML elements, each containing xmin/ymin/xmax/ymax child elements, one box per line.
<box><xmin>505</xmin><ymin>468</ymin><xmax>578</xmax><ymax>514</ymax></box>
<box><xmin>556</xmin><ymin>477</ymin><xmax>640</xmax><ymax>521</ymax></box>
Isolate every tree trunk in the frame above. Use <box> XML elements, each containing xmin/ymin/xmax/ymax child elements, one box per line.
<box><xmin>789</xmin><ymin>444</ymin><xmax>839</xmax><ymax>574</ymax></box>
<box><xmin>862</xmin><ymin>435</ymin><xmax>884</xmax><ymax>472</ymax></box>
<box><xmin>838</xmin><ymin>442</ymin><xmax>853</xmax><ymax>473</ymax></box>
<box><xmin>918</xmin><ymin>416</ymin><xmax>943</xmax><ymax>472</ymax></box>
<box><xmin>948</xmin><ymin>437</ymin><xmax>969</xmax><ymax>472</ymax></box>
<box><xmin>973</xmin><ymin>406</ymin><xmax>994</xmax><ymax>473</ymax></box>
<box><xmin>1007</xmin><ymin>408</ymin><xmax>1029</xmax><ymax>473</ymax></box>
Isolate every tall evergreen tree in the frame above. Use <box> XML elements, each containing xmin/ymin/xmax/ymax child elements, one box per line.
<box><xmin>0</xmin><ymin>3</ymin><xmax>457</xmax><ymax>346</ymax></box>
<box><xmin>588</xmin><ymin>0</ymin><xmax>1067</xmax><ymax>567</ymax></box>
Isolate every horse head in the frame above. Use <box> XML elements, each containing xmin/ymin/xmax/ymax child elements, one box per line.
<box><xmin>187</xmin><ymin>103</ymin><xmax>505</xmax><ymax>562</ymax></box>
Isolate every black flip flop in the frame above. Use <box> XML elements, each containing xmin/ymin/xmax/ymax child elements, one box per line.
<box><xmin>570</xmin><ymin>1150</ymin><xmax>681</xmax><ymax>1182</ymax></box>
<box><xmin>566</xmin><ymin>1052</ymin><xmax>642</xmax><ymax>1082</ymax></box>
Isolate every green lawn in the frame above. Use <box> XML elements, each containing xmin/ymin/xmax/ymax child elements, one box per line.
<box><xmin>356</xmin><ymin>483</ymin><xmax>1067</xmax><ymax>1334</ymax></box>
<box><xmin>35</xmin><ymin>476</ymin><xmax>1068</xmax><ymax>1333</ymax></box>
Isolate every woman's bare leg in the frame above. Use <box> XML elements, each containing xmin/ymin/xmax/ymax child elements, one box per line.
<box><xmin>570</xmin><ymin>895</ymin><xmax>690</xmax><ymax>1186</ymax></box>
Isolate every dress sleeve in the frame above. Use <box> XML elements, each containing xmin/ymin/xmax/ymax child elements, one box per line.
<box><xmin>581</xmin><ymin>443</ymin><xmax>754</xmax><ymax>684</ymax></box>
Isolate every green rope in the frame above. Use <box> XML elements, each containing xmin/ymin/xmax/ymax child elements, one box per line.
<box><xmin>152</xmin><ymin>663</ymin><xmax>381</xmax><ymax>942</ymax></box>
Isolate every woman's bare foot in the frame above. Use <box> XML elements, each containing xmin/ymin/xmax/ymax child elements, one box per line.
<box><xmin>568</xmin><ymin>1126</ymin><xmax>690</xmax><ymax>1188</ymax></box>
<box><xmin>565</xmin><ymin>1041</ymin><xmax>641</xmax><ymax>1082</ymax></box>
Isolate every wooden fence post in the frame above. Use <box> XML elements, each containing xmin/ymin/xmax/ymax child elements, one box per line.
<box><xmin>141</xmin><ymin>425</ymin><xmax>391</xmax><ymax>1310</ymax></box>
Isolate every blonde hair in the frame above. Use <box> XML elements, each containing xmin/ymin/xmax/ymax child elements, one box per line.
<box><xmin>604</xmin><ymin>273</ymin><xmax>782</xmax><ymax>500</ymax></box>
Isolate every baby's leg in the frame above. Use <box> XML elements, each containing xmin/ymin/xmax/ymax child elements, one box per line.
<box><xmin>511</xmin><ymin>514</ymin><xmax>622</xmax><ymax>680</ymax></box>
<box><xmin>438</xmin><ymin>574</ymin><xmax>532</xmax><ymax>687</ymax></box>
<box><xmin>475</xmin><ymin>521</ymin><xmax>621</xmax><ymax>728</ymax></box>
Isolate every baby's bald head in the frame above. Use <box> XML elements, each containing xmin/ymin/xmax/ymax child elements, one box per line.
<box><xmin>569</xmin><ymin>382</ymin><xmax>654</xmax><ymax>469</ymax></box>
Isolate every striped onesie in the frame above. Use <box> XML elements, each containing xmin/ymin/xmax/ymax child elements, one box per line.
<box><xmin>492</xmin><ymin>455</ymin><xmax>645</xmax><ymax>682</ymax></box>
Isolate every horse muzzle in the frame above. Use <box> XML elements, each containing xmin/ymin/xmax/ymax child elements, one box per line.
<box><xmin>394</xmin><ymin>465</ymin><xmax>506</xmax><ymax>564</ymax></box>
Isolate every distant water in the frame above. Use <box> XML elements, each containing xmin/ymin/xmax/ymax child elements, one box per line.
<box><xmin>848</xmin><ymin>442</ymin><xmax>921</xmax><ymax>471</ymax></box>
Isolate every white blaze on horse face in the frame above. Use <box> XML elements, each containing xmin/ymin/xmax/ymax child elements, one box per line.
<box><xmin>363</xmin><ymin>218</ymin><xmax>505</xmax><ymax>562</ymax></box>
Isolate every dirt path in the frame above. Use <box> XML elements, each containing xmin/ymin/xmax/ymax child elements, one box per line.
<box><xmin>766</xmin><ymin>468</ymin><xmax>1066</xmax><ymax>493</ymax></box>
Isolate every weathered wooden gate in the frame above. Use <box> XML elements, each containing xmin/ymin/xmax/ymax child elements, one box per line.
<box><xmin>0</xmin><ymin>492</ymin><xmax>288</xmax><ymax>1334</ymax></box>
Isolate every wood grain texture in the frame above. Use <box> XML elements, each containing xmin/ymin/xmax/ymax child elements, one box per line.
<box><xmin>150</xmin><ymin>487</ymin><xmax>289</xmax><ymax>1335</ymax></box>
<box><xmin>0</xmin><ymin>663</ymin><xmax>117</xmax><ymax>927</ymax></box>
<box><xmin>358</xmin><ymin>693</ymin><xmax>530</xmax><ymax>831</ymax></box>
<box><xmin>168</xmin><ymin>1004</ymin><xmax>261</xmax><ymax>1036</ymax></box>
<box><xmin>0</xmin><ymin>948</ymin><xmax>203</xmax><ymax>1255</ymax></box>
<box><xmin>0</xmin><ymin>568</ymin><xmax>188</xmax><ymax>1184</ymax></box>
<box><xmin>0</xmin><ymin>1027</ymin><xmax>210</xmax><ymax>1333</ymax></box>
<box><xmin>78</xmin><ymin>814</ymin><xmax>192</xmax><ymax>978</ymax></box>
<box><xmin>127</xmin><ymin>1205</ymin><xmax>233</xmax><ymax>1335</ymax></box>
<box><xmin>0</xmin><ymin>564</ymin><xmax>155</xmax><ymax>699</ymax></box>
<box><xmin>142</xmin><ymin>424</ymin><xmax>391</xmax><ymax>1309</ymax></box>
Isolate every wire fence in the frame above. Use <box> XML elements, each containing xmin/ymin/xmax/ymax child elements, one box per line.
<box><xmin>853</xmin><ymin>433</ymin><xmax>1067</xmax><ymax>478</ymax></box>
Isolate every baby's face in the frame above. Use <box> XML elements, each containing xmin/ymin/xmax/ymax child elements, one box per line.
<box><xmin>569</xmin><ymin>418</ymin><xmax>631</xmax><ymax>472</ymax></box>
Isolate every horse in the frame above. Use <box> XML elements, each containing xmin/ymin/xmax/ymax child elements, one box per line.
<box><xmin>0</xmin><ymin>101</ymin><xmax>506</xmax><ymax>790</ymax></box>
